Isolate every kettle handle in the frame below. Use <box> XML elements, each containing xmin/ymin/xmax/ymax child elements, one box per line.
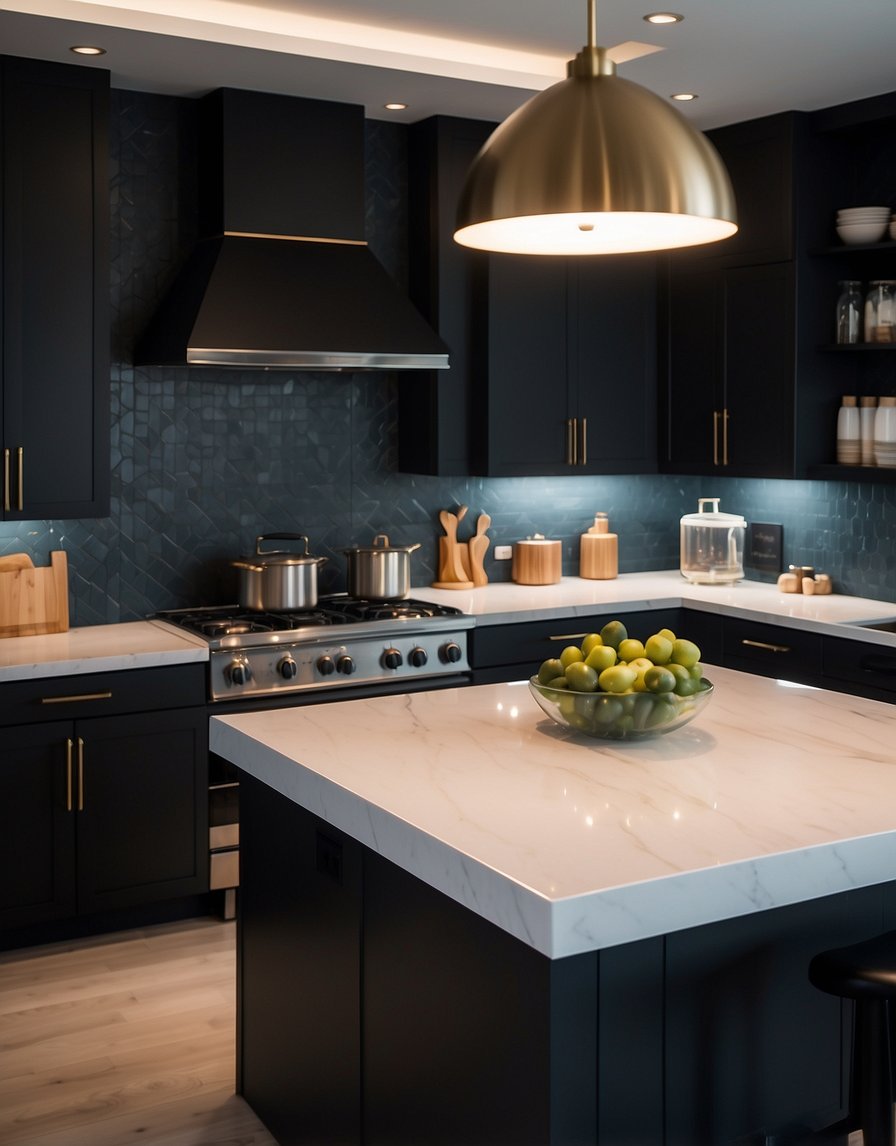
<box><xmin>255</xmin><ymin>533</ymin><xmax>310</xmax><ymax>556</ymax></box>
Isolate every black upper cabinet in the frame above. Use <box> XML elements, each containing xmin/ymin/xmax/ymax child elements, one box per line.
<box><xmin>480</xmin><ymin>254</ymin><xmax>657</xmax><ymax>476</ymax></box>
<box><xmin>0</xmin><ymin>57</ymin><xmax>110</xmax><ymax>519</ymax></box>
<box><xmin>400</xmin><ymin>114</ymin><xmax>657</xmax><ymax>477</ymax></box>
<box><xmin>662</xmin><ymin>261</ymin><xmax>796</xmax><ymax>477</ymax></box>
<box><xmin>660</xmin><ymin>110</ymin><xmax>842</xmax><ymax>480</ymax></box>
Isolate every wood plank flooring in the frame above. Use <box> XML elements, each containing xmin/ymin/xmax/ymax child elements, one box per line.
<box><xmin>0</xmin><ymin>917</ymin><xmax>278</xmax><ymax>1146</ymax></box>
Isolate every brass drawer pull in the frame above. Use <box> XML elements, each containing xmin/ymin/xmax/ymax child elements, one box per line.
<box><xmin>41</xmin><ymin>690</ymin><xmax>113</xmax><ymax>705</ymax></box>
<box><xmin>66</xmin><ymin>738</ymin><xmax>74</xmax><ymax>812</ymax></box>
<box><xmin>741</xmin><ymin>638</ymin><xmax>791</xmax><ymax>654</ymax></box>
<box><xmin>548</xmin><ymin>633</ymin><xmax>589</xmax><ymax>642</ymax></box>
<box><xmin>77</xmin><ymin>737</ymin><xmax>85</xmax><ymax>811</ymax></box>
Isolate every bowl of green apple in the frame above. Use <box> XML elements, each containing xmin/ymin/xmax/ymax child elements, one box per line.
<box><xmin>528</xmin><ymin>619</ymin><xmax>713</xmax><ymax>740</ymax></box>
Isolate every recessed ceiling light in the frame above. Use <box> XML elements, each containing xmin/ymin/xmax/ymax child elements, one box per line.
<box><xmin>383</xmin><ymin>102</ymin><xmax>408</xmax><ymax>111</ymax></box>
<box><xmin>670</xmin><ymin>92</ymin><xmax>698</xmax><ymax>101</ymax></box>
<box><xmin>70</xmin><ymin>45</ymin><xmax>106</xmax><ymax>56</ymax></box>
<box><xmin>643</xmin><ymin>12</ymin><xmax>684</xmax><ymax>24</ymax></box>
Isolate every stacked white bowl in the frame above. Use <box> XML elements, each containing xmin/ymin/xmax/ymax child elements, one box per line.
<box><xmin>836</xmin><ymin>206</ymin><xmax>891</xmax><ymax>244</ymax></box>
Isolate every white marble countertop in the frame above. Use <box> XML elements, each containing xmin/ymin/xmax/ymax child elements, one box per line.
<box><xmin>0</xmin><ymin>621</ymin><xmax>208</xmax><ymax>682</ymax></box>
<box><xmin>210</xmin><ymin>666</ymin><xmax>896</xmax><ymax>960</ymax></box>
<box><xmin>416</xmin><ymin>570</ymin><xmax>896</xmax><ymax>646</ymax></box>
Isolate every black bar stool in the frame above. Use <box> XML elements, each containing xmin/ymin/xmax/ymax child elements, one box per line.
<box><xmin>809</xmin><ymin>930</ymin><xmax>896</xmax><ymax>1146</ymax></box>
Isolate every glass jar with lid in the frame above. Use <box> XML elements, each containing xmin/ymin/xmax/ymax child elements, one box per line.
<box><xmin>864</xmin><ymin>281</ymin><xmax>896</xmax><ymax>343</ymax></box>
<box><xmin>835</xmin><ymin>280</ymin><xmax>862</xmax><ymax>344</ymax></box>
<box><xmin>680</xmin><ymin>498</ymin><xmax>746</xmax><ymax>585</ymax></box>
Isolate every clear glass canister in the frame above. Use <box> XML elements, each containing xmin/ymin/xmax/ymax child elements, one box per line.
<box><xmin>864</xmin><ymin>281</ymin><xmax>896</xmax><ymax>343</ymax></box>
<box><xmin>680</xmin><ymin>498</ymin><xmax>746</xmax><ymax>585</ymax></box>
<box><xmin>835</xmin><ymin>280</ymin><xmax>862</xmax><ymax>344</ymax></box>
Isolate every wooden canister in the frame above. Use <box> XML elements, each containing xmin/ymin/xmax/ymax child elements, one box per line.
<box><xmin>579</xmin><ymin>513</ymin><xmax>618</xmax><ymax>580</ymax></box>
<box><xmin>512</xmin><ymin>536</ymin><xmax>561</xmax><ymax>585</ymax></box>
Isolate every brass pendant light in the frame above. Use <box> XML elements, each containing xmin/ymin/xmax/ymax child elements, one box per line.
<box><xmin>454</xmin><ymin>0</ymin><xmax>737</xmax><ymax>255</ymax></box>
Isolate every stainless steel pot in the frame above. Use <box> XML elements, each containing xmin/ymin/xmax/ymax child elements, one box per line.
<box><xmin>343</xmin><ymin>534</ymin><xmax>421</xmax><ymax>601</ymax></box>
<box><xmin>233</xmin><ymin>534</ymin><xmax>328</xmax><ymax>611</ymax></box>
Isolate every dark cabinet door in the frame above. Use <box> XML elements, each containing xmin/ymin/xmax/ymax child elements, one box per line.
<box><xmin>1</xmin><ymin>57</ymin><xmax>109</xmax><ymax>519</ymax></box>
<box><xmin>74</xmin><ymin>708</ymin><xmax>208</xmax><ymax>915</ymax></box>
<box><xmin>663</xmin><ymin>262</ymin><xmax>795</xmax><ymax>478</ymax></box>
<box><xmin>574</xmin><ymin>256</ymin><xmax>657</xmax><ymax>474</ymax></box>
<box><xmin>480</xmin><ymin>255</ymin><xmax>572</xmax><ymax>476</ymax></box>
<box><xmin>0</xmin><ymin>722</ymin><xmax>77</xmax><ymax>929</ymax></box>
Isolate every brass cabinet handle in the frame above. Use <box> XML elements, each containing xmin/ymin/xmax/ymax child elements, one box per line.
<box><xmin>77</xmin><ymin>737</ymin><xmax>85</xmax><ymax>811</ymax></box>
<box><xmin>2</xmin><ymin>448</ymin><xmax>8</xmax><ymax>512</ymax></box>
<box><xmin>549</xmin><ymin>632</ymin><xmax>589</xmax><ymax>641</ymax></box>
<box><xmin>741</xmin><ymin>638</ymin><xmax>791</xmax><ymax>654</ymax></box>
<box><xmin>566</xmin><ymin>419</ymin><xmax>575</xmax><ymax>465</ymax></box>
<box><xmin>16</xmin><ymin>446</ymin><xmax>23</xmax><ymax>511</ymax></box>
<box><xmin>66</xmin><ymin>738</ymin><xmax>74</xmax><ymax>812</ymax></box>
<box><xmin>41</xmin><ymin>691</ymin><xmax>113</xmax><ymax>705</ymax></box>
<box><xmin>713</xmin><ymin>411</ymin><xmax>720</xmax><ymax>466</ymax></box>
<box><xmin>722</xmin><ymin>409</ymin><xmax>730</xmax><ymax>467</ymax></box>
<box><xmin>580</xmin><ymin>417</ymin><xmax>587</xmax><ymax>466</ymax></box>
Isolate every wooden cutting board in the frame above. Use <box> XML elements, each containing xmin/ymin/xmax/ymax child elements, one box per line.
<box><xmin>0</xmin><ymin>550</ymin><xmax>69</xmax><ymax>637</ymax></box>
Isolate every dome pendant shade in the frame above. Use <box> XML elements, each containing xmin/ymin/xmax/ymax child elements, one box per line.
<box><xmin>454</xmin><ymin>47</ymin><xmax>737</xmax><ymax>255</ymax></box>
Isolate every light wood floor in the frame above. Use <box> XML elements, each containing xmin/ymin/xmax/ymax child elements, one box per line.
<box><xmin>0</xmin><ymin>917</ymin><xmax>278</xmax><ymax>1145</ymax></box>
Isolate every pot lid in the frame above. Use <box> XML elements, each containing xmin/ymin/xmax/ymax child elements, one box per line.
<box><xmin>343</xmin><ymin>533</ymin><xmax>421</xmax><ymax>555</ymax></box>
<box><xmin>681</xmin><ymin>498</ymin><xmax>746</xmax><ymax>527</ymax></box>
<box><xmin>236</xmin><ymin>533</ymin><xmax>327</xmax><ymax>567</ymax></box>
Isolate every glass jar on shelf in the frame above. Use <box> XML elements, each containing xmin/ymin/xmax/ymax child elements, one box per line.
<box><xmin>864</xmin><ymin>281</ymin><xmax>896</xmax><ymax>343</ymax></box>
<box><xmin>835</xmin><ymin>280</ymin><xmax>862</xmax><ymax>344</ymax></box>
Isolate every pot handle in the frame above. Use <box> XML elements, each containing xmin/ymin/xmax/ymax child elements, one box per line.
<box><xmin>231</xmin><ymin>560</ymin><xmax>266</xmax><ymax>573</ymax></box>
<box><xmin>255</xmin><ymin>533</ymin><xmax>310</xmax><ymax>556</ymax></box>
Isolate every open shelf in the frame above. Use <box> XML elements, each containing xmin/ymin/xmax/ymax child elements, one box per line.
<box><xmin>807</xmin><ymin>463</ymin><xmax>896</xmax><ymax>482</ymax></box>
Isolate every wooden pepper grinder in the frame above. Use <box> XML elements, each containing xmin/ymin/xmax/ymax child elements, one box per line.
<box><xmin>579</xmin><ymin>513</ymin><xmax>618</xmax><ymax>580</ymax></box>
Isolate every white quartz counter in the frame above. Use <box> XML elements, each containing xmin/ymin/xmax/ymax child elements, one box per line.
<box><xmin>415</xmin><ymin>570</ymin><xmax>896</xmax><ymax>646</ymax></box>
<box><xmin>0</xmin><ymin>621</ymin><xmax>208</xmax><ymax>682</ymax></box>
<box><xmin>210</xmin><ymin>666</ymin><xmax>896</xmax><ymax>960</ymax></box>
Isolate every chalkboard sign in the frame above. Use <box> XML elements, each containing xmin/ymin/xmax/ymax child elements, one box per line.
<box><xmin>747</xmin><ymin>523</ymin><xmax>783</xmax><ymax>573</ymax></box>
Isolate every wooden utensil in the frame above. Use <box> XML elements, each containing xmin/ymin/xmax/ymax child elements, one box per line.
<box><xmin>467</xmin><ymin>513</ymin><xmax>491</xmax><ymax>587</ymax></box>
<box><xmin>0</xmin><ymin>553</ymin><xmax>34</xmax><ymax>572</ymax></box>
<box><xmin>438</xmin><ymin>509</ymin><xmax>469</xmax><ymax>583</ymax></box>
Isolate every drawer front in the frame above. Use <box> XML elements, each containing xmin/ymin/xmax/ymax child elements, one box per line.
<box><xmin>723</xmin><ymin>618</ymin><xmax>823</xmax><ymax>683</ymax></box>
<box><xmin>0</xmin><ymin>664</ymin><xmax>207</xmax><ymax>727</ymax></box>
<box><xmin>470</xmin><ymin>608</ymin><xmax>683</xmax><ymax>677</ymax></box>
<box><xmin>822</xmin><ymin>637</ymin><xmax>896</xmax><ymax>702</ymax></box>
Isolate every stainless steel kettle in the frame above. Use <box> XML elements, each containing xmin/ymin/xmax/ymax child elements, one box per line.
<box><xmin>680</xmin><ymin>498</ymin><xmax>746</xmax><ymax>585</ymax></box>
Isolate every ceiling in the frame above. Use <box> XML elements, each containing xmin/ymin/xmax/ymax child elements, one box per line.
<box><xmin>1</xmin><ymin>1</ymin><xmax>895</xmax><ymax>130</ymax></box>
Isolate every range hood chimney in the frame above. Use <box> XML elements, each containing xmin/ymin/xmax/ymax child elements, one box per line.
<box><xmin>135</xmin><ymin>89</ymin><xmax>449</xmax><ymax>372</ymax></box>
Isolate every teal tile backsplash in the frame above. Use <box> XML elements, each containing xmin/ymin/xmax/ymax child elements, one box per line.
<box><xmin>1</xmin><ymin>90</ymin><xmax>895</xmax><ymax>623</ymax></box>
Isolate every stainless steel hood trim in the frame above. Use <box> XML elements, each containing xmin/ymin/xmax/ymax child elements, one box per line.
<box><xmin>187</xmin><ymin>348</ymin><xmax>450</xmax><ymax>370</ymax></box>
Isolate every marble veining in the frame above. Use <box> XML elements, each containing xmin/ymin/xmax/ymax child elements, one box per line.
<box><xmin>211</xmin><ymin>665</ymin><xmax>896</xmax><ymax>958</ymax></box>
<box><xmin>0</xmin><ymin>622</ymin><xmax>207</xmax><ymax>681</ymax></box>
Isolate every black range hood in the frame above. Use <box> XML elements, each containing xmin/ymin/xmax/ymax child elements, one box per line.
<box><xmin>135</xmin><ymin>89</ymin><xmax>449</xmax><ymax>372</ymax></box>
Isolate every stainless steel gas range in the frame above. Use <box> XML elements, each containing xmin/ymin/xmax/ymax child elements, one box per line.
<box><xmin>152</xmin><ymin>595</ymin><xmax>474</xmax><ymax>919</ymax></box>
<box><xmin>152</xmin><ymin>595</ymin><xmax>473</xmax><ymax>705</ymax></box>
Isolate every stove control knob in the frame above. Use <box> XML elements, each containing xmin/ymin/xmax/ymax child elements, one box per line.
<box><xmin>382</xmin><ymin>647</ymin><xmax>403</xmax><ymax>670</ymax></box>
<box><xmin>409</xmin><ymin>646</ymin><xmax>428</xmax><ymax>668</ymax></box>
<box><xmin>278</xmin><ymin>656</ymin><xmax>298</xmax><ymax>680</ymax></box>
<box><xmin>227</xmin><ymin>658</ymin><xmax>253</xmax><ymax>686</ymax></box>
<box><xmin>317</xmin><ymin>655</ymin><xmax>336</xmax><ymax>676</ymax></box>
<box><xmin>440</xmin><ymin>642</ymin><xmax>463</xmax><ymax>664</ymax></box>
<box><xmin>336</xmin><ymin>655</ymin><xmax>356</xmax><ymax>676</ymax></box>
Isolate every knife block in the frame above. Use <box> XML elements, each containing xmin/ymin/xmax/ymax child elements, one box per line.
<box><xmin>0</xmin><ymin>550</ymin><xmax>69</xmax><ymax>637</ymax></box>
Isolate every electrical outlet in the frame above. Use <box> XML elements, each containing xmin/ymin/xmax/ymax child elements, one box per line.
<box><xmin>494</xmin><ymin>545</ymin><xmax>512</xmax><ymax>560</ymax></box>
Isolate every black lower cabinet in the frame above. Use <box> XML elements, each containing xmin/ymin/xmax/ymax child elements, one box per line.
<box><xmin>1</xmin><ymin>707</ymin><xmax>208</xmax><ymax>933</ymax></box>
<box><xmin>237</xmin><ymin>774</ymin><xmax>896</xmax><ymax>1146</ymax></box>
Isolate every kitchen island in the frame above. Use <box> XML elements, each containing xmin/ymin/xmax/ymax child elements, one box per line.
<box><xmin>212</xmin><ymin>668</ymin><xmax>896</xmax><ymax>1146</ymax></box>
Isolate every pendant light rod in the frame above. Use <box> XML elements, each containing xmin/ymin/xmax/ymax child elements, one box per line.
<box><xmin>587</xmin><ymin>0</ymin><xmax>596</xmax><ymax>50</ymax></box>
